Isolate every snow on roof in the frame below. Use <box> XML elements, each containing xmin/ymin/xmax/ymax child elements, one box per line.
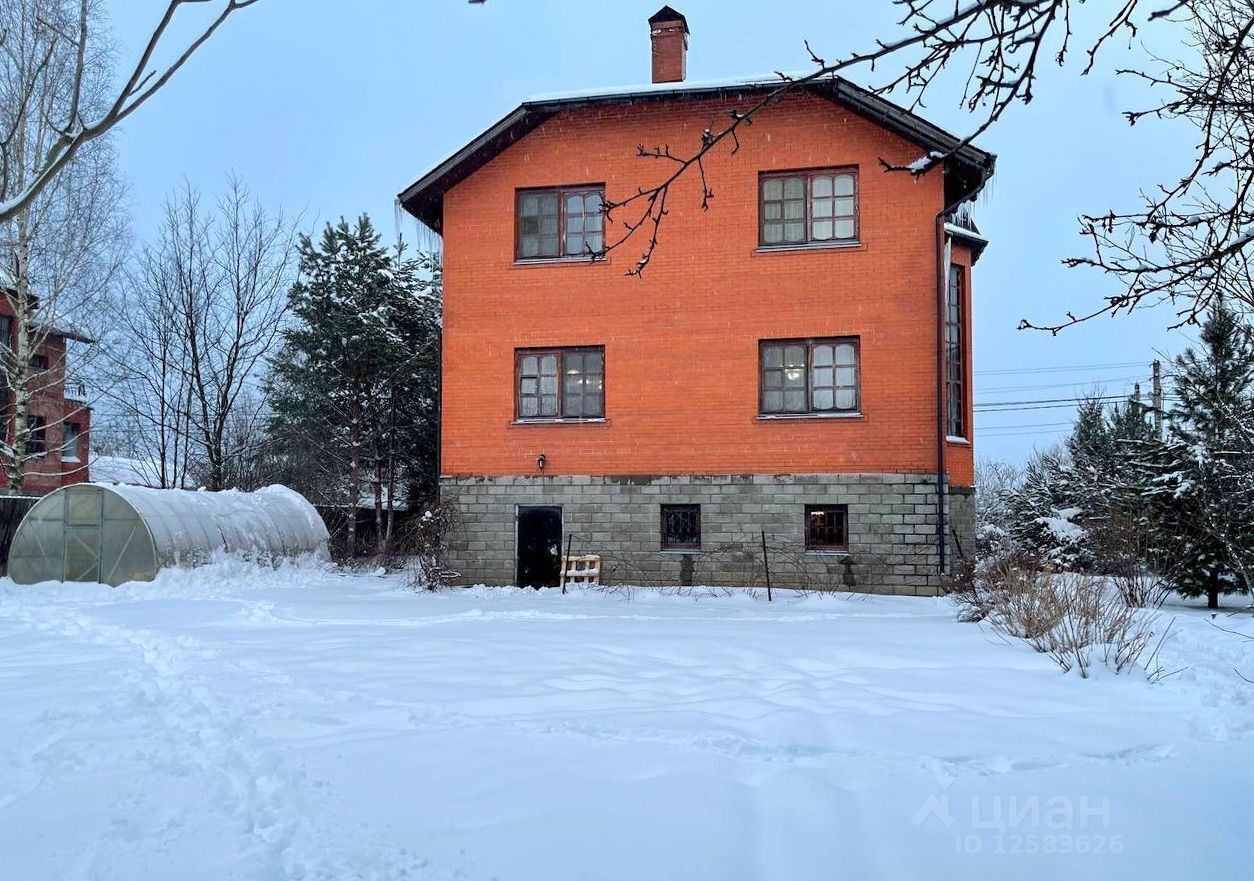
<box><xmin>523</xmin><ymin>72</ymin><xmax>809</xmax><ymax>104</ymax></box>
<box><xmin>90</xmin><ymin>455</ymin><xmax>165</xmax><ymax>488</ymax></box>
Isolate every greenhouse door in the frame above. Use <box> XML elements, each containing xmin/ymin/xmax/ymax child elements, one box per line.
<box><xmin>64</xmin><ymin>487</ymin><xmax>103</xmax><ymax>583</ymax></box>
<box><xmin>517</xmin><ymin>506</ymin><xmax>561</xmax><ymax>588</ymax></box>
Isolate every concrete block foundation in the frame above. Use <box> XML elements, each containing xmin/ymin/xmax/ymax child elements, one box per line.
<box><xmin>440</xmin><ymin>473</ymin><xmax>975</xmax><ymax>595</ymax></box>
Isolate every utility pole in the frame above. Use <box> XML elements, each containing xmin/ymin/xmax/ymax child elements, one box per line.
<box><xmin>1151</xmin><ymin>359</ymin><xmax>1163</xmax><ymax>439</ymax></box>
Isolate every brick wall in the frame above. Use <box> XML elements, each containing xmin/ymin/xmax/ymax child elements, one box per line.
<box><xmin>0</xmin><ymin>309</ymin><xmax>92</xmax><ymax>493</ymax></box>
<box><xmin>440</xmin><ymin>90</ymin><xmax>976</xmax><ymax>490</ymax></box>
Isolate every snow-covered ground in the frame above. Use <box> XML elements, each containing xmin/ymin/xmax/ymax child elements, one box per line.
<box><xmin>0</xmin><ymin>562</ymin><xmax>1250</xmax><ymax>881</ymax></box>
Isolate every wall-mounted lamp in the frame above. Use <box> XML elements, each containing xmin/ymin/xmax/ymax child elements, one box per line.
<box><xmin>536</xmin><ymin>452</ymin><xmax>547</xmax><ymax>472</ymax></box>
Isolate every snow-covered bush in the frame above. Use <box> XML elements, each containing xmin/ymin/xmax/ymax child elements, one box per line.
<box><xmin>954</xmin><ymin>563</ymin><xmax>1171</xmax><ymax>678</ymax></box>
<box><xmin>974</xmin><ymin>458</ymin><xmax>1020</xmax><ymax>566</ymax></box>
<box><xmin>402</xmin><ymin>500</ymin><xmax>462</xmax><ymax>591</ymax></box>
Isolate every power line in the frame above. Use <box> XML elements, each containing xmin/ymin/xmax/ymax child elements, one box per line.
<box><xmin>976</xmin><ymin>374</ymin><xmax>1146</xmax><ymax>394</ymax></box>
<box><xmin>978</xmin><ymin>427</ymin><xmax>1071</xmax><ymax>438</ymax></box>
<box><xmin>975</xmin><ymin>360</ymin><xmax>1144</xmax><ymax>376</ymax></box>
<box><xmin>975</xmin><ymin>393</ymin><xmax>1132</xmax><ymax>411</ymax></box>
<box><xmin>975</xmin><ymin>419</ymin><xmax>1074</xmax><ymax>430</ymax></box>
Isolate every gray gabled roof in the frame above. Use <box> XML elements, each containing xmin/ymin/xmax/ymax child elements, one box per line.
<box><xmin>398</xmin><ymin>75</ymin><xmax>996</xmax><ymax>233</ymax></box>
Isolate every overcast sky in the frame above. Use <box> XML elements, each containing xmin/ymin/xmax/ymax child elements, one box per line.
<box><xmin>103</xmin><ymin>0</ymin><xmax>1199</xmax><ymax>463</ymax></box>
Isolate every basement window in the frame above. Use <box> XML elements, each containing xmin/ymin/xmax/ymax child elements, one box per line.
<box><xmin>516</xmin><ymin>347</ymin><xmax>605</xmax><ymax>420</ymax></box>
<box><xmin>805</xmin><ymin>504</ymin><xmax>848</xmax><ymax>551</ymax></box>
<box><xmin>660</xmin><ymin>504</ymin><xmax>701</xmax><ymax>550</ymax></box>
<box><xmin>516</xmin><ymin>186</ymin><xmax>605</xmax><ymax>260</ymax></box>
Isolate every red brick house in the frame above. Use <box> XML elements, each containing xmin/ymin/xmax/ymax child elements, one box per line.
<box><xmin>0</xmin><ymin>293</ymin><xmax>92</xmax><ymax>494</ymax></box>
<box><xmin>398</xmin><ymin>7</ymin><xmax>994</xmax><ymax>593</ymax></box>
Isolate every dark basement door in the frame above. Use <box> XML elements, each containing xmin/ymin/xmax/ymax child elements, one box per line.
<box><xmin>517</xmin><ymin>505</ymin><xmax>562</xmax><ymax>588</ymax></box>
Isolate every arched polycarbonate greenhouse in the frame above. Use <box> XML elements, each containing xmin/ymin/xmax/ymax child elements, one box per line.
<box><xmin>8</xmin><ymin>484</ymin><xmax>328</xmax><ymax>586</ymax></box>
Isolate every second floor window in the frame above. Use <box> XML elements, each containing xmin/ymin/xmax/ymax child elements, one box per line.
<box><xmin>760</xmin><ymin>169</ymin><xmax>858</xmax><ymax>247</ymax></box>
<box><xmin>516</xmin><ymin>187</ymin><xmax>604</xmax><ymax>260</ymax></box>
<box><xmin>946</xmin><ymin>264</ymin><xmax>966</xmax><ymax>439</ymax></box>
<box><xmin>760</xmin><ymin>337</ymin><xmax>860</xmax><ymax>415</ymax></box>
<box><xmin>27</xmin><ymin>415</ymin><xmax>47</xmax><ymax>457</ymax></box>
<box><xmin>516</xmin><ymin>347</ymin><xmax>604</xmax><ymax>420</ymax></box>
<box><xmin>63</xmin><ymin>422</ymin><xmax>81</xmax><ymax>461</ymax></box>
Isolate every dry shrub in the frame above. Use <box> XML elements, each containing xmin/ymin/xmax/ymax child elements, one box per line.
<box><xmin>401</xmin><ymin>499</ymin><xmax>462</xmax><ymax>591</ymax></box>
<box><xmin>955</xmin><ymin>562</ymin><xmax>1174</xmax><ymax>678</ymax></box>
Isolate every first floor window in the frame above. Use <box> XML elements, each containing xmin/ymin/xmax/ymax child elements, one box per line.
<box><xmin>760</xmin><ymin>168</ymin><xmax>858</xmax><ymax>246</ymax></box>
<box><xmin>946</xmin><ymin>264</ymin><xmax>966</xmax><ymax>438</ymax></box>
<box><xmin>760</xmin><ymin>337</ymin><xmax>860</xmax><ymax>415</ymax></box>
<box><xmin>660</xmin><ymin>504</ymin><xmax>701</xmax><ymax>550</ymax></box>
<box><xmin>516</xmin><ymin>347</ymin><xmax>605</xmax><ymax>420</ymax></box>
<box><xmin>63</xmin><ymin>422</ymin><xmax>81</xmax><ymax>460</ymax></box>
<box><xmin>516</xmin><ymin>186</ymin><xmax>605</xmax><ymax>259</ymax></box>
<box><xmin>805</xmin><ymin>505</ymin><xmax>848</xmax><ymax>551</ymax></box>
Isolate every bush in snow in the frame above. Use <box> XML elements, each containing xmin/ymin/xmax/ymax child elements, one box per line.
<box><xmin>974</xmin><ymin>458</ymin><xmax>1021</xmax><ymax>566</ymax></box>
<box><xmin>402</xmin><ymin>499</ymin><xmax>462</xmax><ymax>591</ymax></box>
<box><xmin>954</xmin><ymin>562</ymin><xmax>1172</xmax><ymax>678</ymax></box>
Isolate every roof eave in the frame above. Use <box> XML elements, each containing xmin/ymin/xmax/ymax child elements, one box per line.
<box><xmin>397</xmin><ymin>78</ymin><xmax>997</xmax><ymax>232</ymax></box>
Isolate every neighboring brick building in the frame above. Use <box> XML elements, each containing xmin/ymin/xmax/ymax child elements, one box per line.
<box><xmin>0</xmin><ymin>293</ymin><xmax>92</xmax><ymax>494</ymax></box>
<box><xmin>398</xmin><ymin>7</ymin><xmax>994</xmax><ymax>593</ymax></box>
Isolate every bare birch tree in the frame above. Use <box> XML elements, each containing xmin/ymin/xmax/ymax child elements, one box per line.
<box><xmin>108</xmin><ymin>178</ymin><xmax>294</xmax><ymax>490</ymax></box>
<box><xmin>0</xmin><ymin>0</ymin><xmax>263</xmax><ymax>226</ymax></box>
<box><xmin>1</xmin><ymin>0</ymin><xmax>126</xmax><ymax>492</ymax></box>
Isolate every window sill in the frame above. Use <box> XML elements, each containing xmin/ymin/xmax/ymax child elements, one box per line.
<box><xmin>755</xmin><ymin>241</ymin><xmax>864</xmax><ymax>255</ymax></box>
<box><xmin>756</xmin><ymin>412</ymin><xmax>863</xmax><ymax>422</ymax></box>
<box><xmin>511</xmin><ymin>256</ymin><xmax>609</xmax><ymax>268</ymax></box>
<box><xmin>946</xmin><ymin>435</ymin><xmax>971</xmax><ymax>446</ymax></box>
<box><xmin>660</xmin><ymin>548</ymin><xmax>702</xmax><ymax>555</ymax></box>
<box><xmin>510</xmin><ymin>418</ymin><xmax>608</xmax><ymax>427</ymax></box>
<box><xmin>63</xmin><ymin>456</ymin><xmax>80</xmax><ymax>463</ymax></box>
<box><xmin>805</xmin><ymin>549</ymin><xmax>851</xmax><ymax>557</ymax></box>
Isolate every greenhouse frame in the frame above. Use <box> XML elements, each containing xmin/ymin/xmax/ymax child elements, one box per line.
<box><xmin>7</xmin><ymin>484</ymin><xmax>328</xmax><ymax>586</ymax></box>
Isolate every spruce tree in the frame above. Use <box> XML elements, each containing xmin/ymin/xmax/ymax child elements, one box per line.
<box><xmin>1145</xmin><ymin>303</ymin><xmax>1254</xmax><ymax>608</ymax></box>
<box><xmin>267</xmin><ymin>216</ymin><xmax>440</xmax><ymax>557</ymax></box>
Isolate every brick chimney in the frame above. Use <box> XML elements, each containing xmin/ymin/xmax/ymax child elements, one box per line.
<box><xmin>649</xmin><ymin>6</ymin><xmax>689</xmax><ymax>84</ymax></box>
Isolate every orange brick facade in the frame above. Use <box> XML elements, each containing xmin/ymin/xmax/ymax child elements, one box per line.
<box><xmin>440</xmin><ymin>91</ymin><xmax>975</xmax><ymax>489</ymax></box>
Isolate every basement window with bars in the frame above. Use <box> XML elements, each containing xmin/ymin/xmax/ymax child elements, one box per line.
<box><xmin>760</xmin><ymin>337</ymin><xmax>860</xmax><ymax>415</ymax></box>
<box><xmin>805</xmin><ymin>504</ymin><xmax>848</xmax><ymax>552</ymax></box>
<box><xmin>516</xmin><ymin>187</ymin><xmax>605</xmax><ymax>260</ymax></box>
<box><xmin>760</xmin><ymin>168</ymin><xmax>858</xmax><ymax>247</ymax></box>
<box><xmin>515</xmin><ymin>347</ymin><xmax>605</xmax><ymax>420</ymax></box>
<box><xmin>660</xmin><ymin>504</ymin><xmax>701</xmax><ymax>550</ymax></box>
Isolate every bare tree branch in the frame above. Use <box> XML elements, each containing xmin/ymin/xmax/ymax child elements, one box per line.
<box><xmin>0</xmin><ymin>0</ymin><xmax>263</xmax><ymax>226</ymax></box>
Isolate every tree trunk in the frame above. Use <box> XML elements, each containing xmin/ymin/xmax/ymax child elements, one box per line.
<box><xmin>1208</xmin><ymin>585</ymin><xmax>1220</xmax><ymax>610</ymax></box>
<box><xmin>8</xmin><ymin>219</ymin><xmax>33</xmax><ymax>494</ymax></box>
<box><xmin>373</xmin><ymin>457</ymin><xmax>384</xmax><ymax>557</ymax></box>
<box><xmin>346</xmin><ymin>393</ymin><xmax>361</xmax><ymax>559</ymax></box>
